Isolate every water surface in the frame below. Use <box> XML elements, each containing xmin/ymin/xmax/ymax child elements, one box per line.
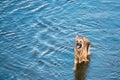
<box><xmin>0</xmin><ymin>0</ymin><xmax>120</xmax><ymax>80</ymax></box>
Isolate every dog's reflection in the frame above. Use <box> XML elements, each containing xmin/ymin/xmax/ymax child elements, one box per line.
<box><xmin>74</xmin><ymin>62</ymin><xmax>89</xmax><ymax>80</ymax></box>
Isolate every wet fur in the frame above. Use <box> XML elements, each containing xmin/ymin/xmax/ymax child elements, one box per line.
<box><xmin>74</xmin><ymin>34</ymin><xmax>91</xmax><ymax>70</ymax></box>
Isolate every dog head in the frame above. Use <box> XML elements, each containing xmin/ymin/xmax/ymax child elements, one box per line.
<box><xmin>75</xmin><ymin>34</ymin><xmax>85</xmax><ymax>50</ymax></box>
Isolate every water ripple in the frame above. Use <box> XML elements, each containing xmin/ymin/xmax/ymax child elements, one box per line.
<box><xmin>0</xmin><ymin>0</ymin><xmax>120</xmax><ymax>80</ymax></box>
<box><xmin>27</xmin><ymin>3</ymin><xmax>49</xmax><ymax>14</ymax></box>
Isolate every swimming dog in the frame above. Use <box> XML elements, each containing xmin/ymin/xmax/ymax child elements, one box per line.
<box><xmin>74</xmin><ymin>34</ymin><xmax>91</xmax><ymax>70</ymax></box>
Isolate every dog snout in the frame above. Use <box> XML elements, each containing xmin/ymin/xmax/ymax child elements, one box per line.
<box><xmin>76</xmin><ymin>42</ymin><xmax>82</xmax><ymax>48</ymax></box>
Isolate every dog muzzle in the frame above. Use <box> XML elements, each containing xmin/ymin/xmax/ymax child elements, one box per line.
<box><xmin>76</xmin><ymin>42</ymin><xmax>82</xmax><ymax>48</ymax></box>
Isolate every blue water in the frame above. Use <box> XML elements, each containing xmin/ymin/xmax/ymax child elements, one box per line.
<box><xmin>0</xmin><ymin>0</ymin><xmax>120</xmax><ymax>80</ymax></box>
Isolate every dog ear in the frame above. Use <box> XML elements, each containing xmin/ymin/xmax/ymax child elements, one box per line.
<box><xmin>82</xmin><ymin>36</ymin><xmax>86</xmax><ymax>41</ymax></box>
<box><xmin>76</xmin><ymin>34</ymin><xmax>79</xmax><ymax>38</ymax></box>
<box><xmin>76</xmin><ymin>33</ymin><xmax>80</xmax><ymax>39</ymax></box>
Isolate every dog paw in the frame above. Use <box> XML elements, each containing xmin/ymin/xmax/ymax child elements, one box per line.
<box><xmin>83</xmin><ymin>59</ymin><xmax>89</xmax><ymax>62</ymax></box>
<box><xmin>79</xmin><ymin>61</ymin><xmax>82</xmax><ymax>64</ymax></box>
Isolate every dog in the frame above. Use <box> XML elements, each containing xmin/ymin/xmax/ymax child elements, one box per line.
<box><xmin>74</xmin><ymin>34</ymin><xmax>91</xmax><ymax>70</ymax></box>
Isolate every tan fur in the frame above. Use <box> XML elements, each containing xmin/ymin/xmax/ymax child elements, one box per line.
<box><xmin>74</xmin><ymin>34</ymin><xmax>91</xmax><ymax>70</ymax></box>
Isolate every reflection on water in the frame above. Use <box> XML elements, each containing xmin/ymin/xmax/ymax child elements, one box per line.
<box><xmin>75</xmin><ymin>62</ymin><xmax>89</xmax><ymax>80</ymax></box>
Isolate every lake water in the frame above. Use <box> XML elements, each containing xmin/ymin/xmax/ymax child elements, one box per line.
<box><xmin>0</xmin><ymin>0</ymin><xmax>120</xmax><ymax>80</ymax></box>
